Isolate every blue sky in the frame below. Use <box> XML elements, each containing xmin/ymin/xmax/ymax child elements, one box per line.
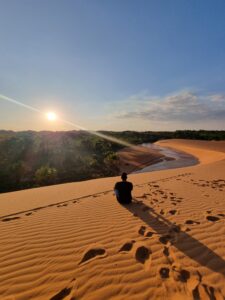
<box><xmin>0</xmin><ymin>0</ymin><xmax>225</xmax><ymax>131</ymax></box>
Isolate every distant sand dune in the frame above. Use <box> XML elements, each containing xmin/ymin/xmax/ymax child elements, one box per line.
<box><xmin>0</xmin><ymin>139</ymin><xmax>225</xmax><ymax>299</ymax></box>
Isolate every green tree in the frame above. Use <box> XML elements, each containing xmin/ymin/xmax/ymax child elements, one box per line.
<box><xmin>35</xmin><ymin>166</ymin><xmax>58</xmax><ymax>186</ymax></box>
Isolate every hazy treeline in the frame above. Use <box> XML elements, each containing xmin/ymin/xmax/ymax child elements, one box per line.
<box><xmin>100</xmin><ymin>130</ymin><xmax>225</xmax><ymax>144</ymax></box>
<box><xmin>0</xmin><ymin>129</ymin><xmax>224</xmax><ymax>193</ymax></box>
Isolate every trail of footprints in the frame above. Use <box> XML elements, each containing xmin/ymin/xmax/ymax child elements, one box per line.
<box><xmin>137</xmin><ymin>178</ymin><xmax>185</xmax><ymax>210</ymax></box>
<box><xmin>188</xmin><ymin>178</ymin><xmax>225</xmax><ymax>192</ymax></box>
<box><xmin>0</xmin><ymin>191</ymin><xmax>113</xmax><ymax>222</ymax></box>
<box><xmin>1</xmin><ymin>172</ymin><xmax>223</xmax><ymax>223</ymax></box>
<box><xmin>117</xmin><ymin>176</ymin><xmax>224</xmax><ymax>299</ymax></box>
<box><xmin>1</xmin><ymin>174</ymin><xmax>224</xmax><ymax>241</ymax></box>
<box><xmin>1</xmin><ymin>173</ymin><xmax>225</xmax><ymax>299</ymax></box>
<box><xmin>53</xmin><ymin>217</ymin><xmax>223</xmax><ymax>300</ymax></box>
<box><xmin>136</xmin><ymin>175</ymin><xmax>225</xmax><ymax>225</ymax></box>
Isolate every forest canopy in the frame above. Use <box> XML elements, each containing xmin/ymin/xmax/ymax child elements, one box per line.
<box><xmin>0</xmin><ymin>130</ymin><xmax>224</xmax><ymax>193</ymax></box>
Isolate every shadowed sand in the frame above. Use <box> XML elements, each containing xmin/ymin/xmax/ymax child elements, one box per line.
<box><xmin>0</xmin><ymin>139</ymin><xmax>225</xmax><ymax>300</ymax></box>
<box><xmin>124</xmin><ymin>200</ymin><xmax>225</xmax><ymax>276</ymax></box>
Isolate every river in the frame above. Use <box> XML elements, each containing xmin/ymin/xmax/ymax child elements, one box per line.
<box><xmin>133</xmin><ymin>142</ymin><xmax>199</xmax><ymax>173</ymax></box>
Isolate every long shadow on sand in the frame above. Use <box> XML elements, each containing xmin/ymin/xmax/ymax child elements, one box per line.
<box><xmin>123</xmin><ymin>199</ymin><xmax>225</xmax><ymax>277</ymax></box>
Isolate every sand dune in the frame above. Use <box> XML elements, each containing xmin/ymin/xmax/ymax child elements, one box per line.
<box><xmin>0</xmin><ymin>139</ymin><xmax>225</xmax><ymax>300</ymax></box>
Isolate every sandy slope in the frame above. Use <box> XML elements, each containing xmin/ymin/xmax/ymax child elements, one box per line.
<box><xmin>0</xmin><ymin>139</ymin><xmax>225</xmax><ymax>300</ymax></box>
<box><xmin>117</xmin><ymin>145</ymin><xmax>164</xmax><ymax>173</ymax></box>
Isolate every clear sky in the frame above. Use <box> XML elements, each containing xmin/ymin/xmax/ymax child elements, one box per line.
<box><xmin>0</xmin><ymin>0</ymin><xmax>225</xmax><ymax>131</ymax></box>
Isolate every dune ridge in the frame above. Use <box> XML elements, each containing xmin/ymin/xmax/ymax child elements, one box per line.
<box><xmin>0</xmin><ymin>139</ymin><xmax>225</xmax><ymax>300</ymax></box>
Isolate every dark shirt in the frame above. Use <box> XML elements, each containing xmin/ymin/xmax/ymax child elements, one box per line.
<box><xmin>114</xmin><ymin>181</ymin><xmax>133</xmax><ymax>204</ymax></box>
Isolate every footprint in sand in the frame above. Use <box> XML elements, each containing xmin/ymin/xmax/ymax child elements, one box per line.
<box><xmin>163</xmin><ymin>244</ymin><xmax>180</xmax><ymax>266</ymax></box>
<box><xmin>138</xmin><ymin>194</ymin><xmax>148</xmax><ymax>199</ymax></box>
<box><xmin>160</xmin><ymin>227</ymin><xmax>180</xmax><ymax>246</ymax></box>
<box><xmin>2</xmin><ymin>216</ymin><xmax>20</xmax><ymax>222</ymax></box>
<box><xmin>159</xmin><ymin>235</ymin><xmax>172</xmax><ymax>245</ymax></box>
<box><xmin>138</xmin><ymin>225</ymin><xmax>146</xmax><ymax>236</ymax></box>
<box><xmin>159</xmin><ymin>267</ymin><xmax>170</xmax><ymax>279</ymax></box>
<box><xmin>169</xmin><ymin>224</ymin><xmax>181</xmax><ymax>233</ymax></box>
<box><xmin>169</xmin><ymin>210</ymin><xmax>177</xmax><ymax>215</ymax></box>
<box><xmin>50</xmin><ymin>287</ymin><xmax>72</xmax><ymax>300</ymax></box>
<box><xmin>177</xmin><ymin>269</ymin><xmax>190</xmax><ymax>282</ymax></box>
<box><xmin>206</xmin><ymin>215</ymin><xmax>220</xmax><ymax>222</ymax></box>
<box><xmin>119</xmin><ymin>240</ymin><xmax>135</xmax><ymax>252</ymax></box>
<box><xmin>192</xmin><ymin>281</ymin><xmax>223</xmax><ymax>300</ymax></box>
<box><xmin>185</xmin><ymin>220</ymin><xmax>200</xmax><ymax>225</ymax></box>
<box><xmin>145</xmin><ymin>231</ymin><xmax>155</xmax><ymax>237</ymax></box>
<box><xmin>171</xmin><ymin>264</ymin><xmax>190</xmax><ymax>282</ymax></box>
<box><xmin>135</xmin><ymin>245</ymin><xmax>151</xmax><ymax>264</ymax></box>
<box><xmin>79</xmin><ymin>247</ymin><xmax>106</xmax><ymax>265</ymax></box>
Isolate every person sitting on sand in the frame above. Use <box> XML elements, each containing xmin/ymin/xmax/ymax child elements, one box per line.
<box><xmin>114</xmin><ymin>172</ymin><xmax>133</xmax><ymax>204</ymax></box>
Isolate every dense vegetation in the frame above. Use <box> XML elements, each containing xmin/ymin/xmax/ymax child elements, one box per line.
<box><xmin>0</xmin><ymin>129</ymin><xmax>224</xmax><ymax>193</ymax></box>
<box><xmin>100</xmin><ymin>130</ymin><xmax>225</xmax><ymax>143</ymax></box>
<box><xmin>0</xmin><ymin>130</ymin><xmax>121</xmax><ymax>193</ymax></box>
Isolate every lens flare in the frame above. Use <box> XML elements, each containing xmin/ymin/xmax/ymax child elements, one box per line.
<box><xmin>0</xmin><ymin>93</ymin><xmax>133</xmax><ymax>147</ymax></box>
<box><xmin>46</xmin><ymin>112</ymin><xmax>57</xmax><ymax>121</ymax></box>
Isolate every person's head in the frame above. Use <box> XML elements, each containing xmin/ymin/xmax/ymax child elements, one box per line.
<box><xmin>121</xmin><ymin>172</ymin><xmax>127</xmax><ymax>181</ymax></box>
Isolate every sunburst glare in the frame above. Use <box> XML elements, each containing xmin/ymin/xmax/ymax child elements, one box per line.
<box><xmin>46</xmin><ymin>112</ymin><xmax>57</xmax><ymax>121</ymax></box>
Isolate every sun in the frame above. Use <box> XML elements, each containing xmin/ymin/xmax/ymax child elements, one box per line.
<box><xmin>46</xmin><ymin>112</ymin><xmax>57</xmax><ymax>121</ymax></box>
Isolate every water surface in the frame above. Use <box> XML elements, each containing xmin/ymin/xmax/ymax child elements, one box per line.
<box><xmin>133</xmin><ymin>143</ymin><xmax>199</xmax><ymax>173</ymax></box>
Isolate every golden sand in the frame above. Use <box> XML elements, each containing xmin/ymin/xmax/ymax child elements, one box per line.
<box><xmin>0</xmin><ymin>139</ymin><xmax>225</xmax><ymax>300</ymax></box>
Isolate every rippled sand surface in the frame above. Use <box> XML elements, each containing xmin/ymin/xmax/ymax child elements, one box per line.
<box><xmin>0</xmin><ymin>139</ymin><xmax>225</xmax><ymax>300</ymax></box>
